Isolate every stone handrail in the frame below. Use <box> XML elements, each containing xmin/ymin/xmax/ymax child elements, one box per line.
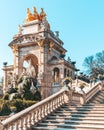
<box><xmin>85</xmin><ymin>81</ymin><xmax>102</xmax><ymax>103</ymax></box>
<box><xmin>72</xmin><ymin>81</ymin><xmax>103</xmax><ymax>105</ymax></box>
<box><xmin>0</xmin><ymin>89</ymin><xmax>68</xmax><ymax>130</ymax></box>
<box><xmin>79</xmin><ymin>81</ymin><xmax>102</xmax><ymax>104</ymax></box>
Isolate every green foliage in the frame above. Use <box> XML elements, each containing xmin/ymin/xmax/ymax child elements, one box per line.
<box><xmin>22</xmin><ymin>100</ymin><xmax>36</xmax><ymax>108</ymax></box>
<box><xmin>0</xmin><ymin>77</ymin><xmax>41</xmax><ymax>115</ymax></box>
<box><xmin>11</xmin><ymin>99</ymin><xmax>24</xmax><ymax>112</ymax></box>
<box><xmin>11</xmin><ymin>99</ymin><xmax>36</xmax><ymax>112</ymax></box>
<box><xmin>83</xmin><ymin>50</ymin><xmax>104</xmax><ymax>78</ymax></box>
<box><xmin>33</xmin><ymin>90</ymin><xmax>41</xmax><ymax>101</ymax></box>
<box><xmin>3</xmin><ymin>93</ymin><xmax>9</xmax><ymax>100</ymax></box>
<box><xmin>0</xmin><ymin>102</ymin><xmax>11</xmax><ymax>116</ymax></box>
<box><xmin>7</xmin><ymin>87</ymin><xmax>17</xmax><ymax>94</ymax></box>
<box><xmin>10</xmin><ymin>93</ymin><xmax>22</xmax><ymax>100</ymax></box>
<box><xmin>17</xmin><ymin>77</ymin><xmax>23</xmax><ymax>83</ymax></box>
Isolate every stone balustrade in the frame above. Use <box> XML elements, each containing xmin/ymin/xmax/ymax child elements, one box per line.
<box><xmin>85</xmin><ymin>81</ymin><xmax>103</xmax><ymax>103</ymax></box>
<box><xmin>72</xmin><ymin>81</ymin><xmax>103</xmax><ymax>105</ymax></box>
<box><xmin>0</xmin><ymin>81</ymin><xmax>103</xmax><ymax>130</ymax></box>
<box><xmin>0</xmin><ymin>89</ymin><xmax>68</xmax><ymax>130</ymax></box>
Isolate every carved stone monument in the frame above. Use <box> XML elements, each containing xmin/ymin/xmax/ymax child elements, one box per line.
<box><xmin>2</xmin><ymin>7</ymin><xmax>77</xmax><ymax>98</ymax></box>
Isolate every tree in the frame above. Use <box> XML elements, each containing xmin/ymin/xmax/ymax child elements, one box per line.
<box><xmin>83</xmin><ymin>50</ymin><xmax>104</xmax><ymax>78</ymax></box>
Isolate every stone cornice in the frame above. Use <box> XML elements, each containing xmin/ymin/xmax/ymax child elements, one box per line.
<box><xmin>8</xmin><ymin>30</ymin><xmax>66</xmax><ymax>53</ymax></box>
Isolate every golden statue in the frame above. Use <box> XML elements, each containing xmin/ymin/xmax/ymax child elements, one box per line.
<box><xmin>40</xmin><ymin>8</ymin><xmax>46</xmax><ymax>21</ymax></box>
<box><xmin>33</xmin><ymin>7</ymin><xmax>39</xmax><ymax>20</ymax></box>
<box><xmin>26</xmin><ymin>8</ymin><xmax>34</xmax><ymax>22</ymax></box>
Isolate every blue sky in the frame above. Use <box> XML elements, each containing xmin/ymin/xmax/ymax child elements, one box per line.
<box><xmin>0</xmin><ymin>0</ymin><xmax>104</xmax><ymax>77</ymax></box>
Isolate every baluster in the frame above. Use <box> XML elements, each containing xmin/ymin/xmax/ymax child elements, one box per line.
<box><xmin>27</xmin><ymin>114</ymin><xmax>31</xmax><ymax>128</ymax></box>
<box><xmin>24</xmin><ymin>115</ymin><xmax>28</xmax><ymax>129</ymax></box>
<box><xmin>59</xmin><ymin>96</ymin><xmax>61</xmax><ymax>106</ymax></box>
<box><xmin>37</xmin><ymin>109</ymin><xmax>40</xmax><ymax>121</ymax></box>
<box><xmin>50</xmin><ymin>101</ymin><xmax>52</xmax><ymax>112</ymax></box>
<box><xmin>15</xmin><ymin>120</ymin><xmax>19</xmax><ymax>130</ymax></box>
<box><xmin>47</xmin><ymin>103</ymin><xmax>50</xmax><ymax>114</ymax></box>
<box><xmin>30</xmin><ymin>112</ymin><xmax>34</xmax><ymax>126</ymax></box>
<box><xmin>50</xmin><ymin>100</ymin><xmax>53</xmax><ymax>112</ymax></box>
<box><xmin>49</xmin><ymin>102</ymin><xmax>51</xmax><ymax>113</ymax></box>
<box><xmin>42</xmin><ymin>104</ymin><xmax>45</xmax><ymax>118</ymax></box>
<box><xmin>52</xmin><ymin>100</ymin><xmax>55</xmax><ymax>110</ymax></box>
<box><xmin>5</xmin><ymin>124</ymin><xmax>10</xmax><ymax>130</ymax></box>
<box><xmin>56</xmin><ymin>97</ymin><xmax>59</xmax><ymax>108</ymax></box>
<box><xmin>62</xmin><ymin>93</ymin><xmax>65</xmax><ymax>103</ymax></box>
<box><xmin>41</xmin><ymin>105</ymin><xmax>44</xmax><ymax>118</ymax></box>
<box><xmin>35</xmin><ymin>109</ymin><xmax>38</xmax><ymax>123</ymax></box>
<box><xmin>61</xmin><ymin>95</ymin><xmax>64</xmax><ymax>105</ymax></box>
<box><xmin>19</xmin><ymin>118</ymin><xmax>24</xmax><ymax>130</ymax></box>
<box><xmin>58</xmin><ymin>97</ymin><xmax>60</xmax><ymax>107</ymax></box>
<box><xmin>31</xmin><ymin>112</ymin><xmax>34</xmax><ymax>125</ymax></box>
<box><xmin>54</xmin><ymin>99</ymin><xmax>56</xmax><ymax>109</ymax></box>
<box><xmin>32</xmin><ymin>111</ymin><xmax>36</xmax><ymax>125</ymax></box>
<box><xmin>44</xmin><ymin>104</ymin><xmax>47</xmax><ymax>116</ymax></box>
<box><xmin>58</xmin><ymin>96</ymin><xmax>61</xmax><ymax>106</ymax></box>
<box><xmin>10</xmin><ymin>125</ymin><xmax>14</xmax><ymax>130</ymax></box>
<box><xmin>39</xmin><ymin>107</ymin><xmax>42</xmax><ymax>120</ymax></box>
<box><xmin>51</xmin><ymin>100</ymin><xmax>53</xmax><ymax>111</ymax></box>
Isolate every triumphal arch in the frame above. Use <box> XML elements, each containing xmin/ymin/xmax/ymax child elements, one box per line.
<box><xmin>2</xmin><ymin>7</ymin><xmax>77</xmax><ymax>98</ymax></box>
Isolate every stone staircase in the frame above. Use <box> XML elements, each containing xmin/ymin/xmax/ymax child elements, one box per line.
<box><xmin>32</xmin><ymin>90</ymin><xmax>104</xmax><ymax>130</ymax></box>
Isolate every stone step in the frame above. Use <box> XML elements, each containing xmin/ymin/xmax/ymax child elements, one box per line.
<box><xmin>88</xmin><ymin>100</ymin><xmax>104</xmax><ymax>104</ymax></box>
<box><xmin>92</xmin><ymin>97</ymin><xmax>104</xmax><ymax>101</ymax></box>
<box><xmin>58</xmin><ymin>107</ymin><xmax>104</xmax><ymax>111</ymax></box>
<box><xmin>65</xmin><ymin>103</ymin><xmax>104</xmax><ymax>106</ymax></box>
<box><xmin>34</xmin><ymin>122</ymin><xmax>104</xmax><ymax>129</ymax></box>
<box><xmin>62</xmin><ymin>105</ymin><xmax>104</xmax><ymax>108</ymax></box>
<box><xmin>51</xmin><ymin>112</ymin><xmax>104</xmax><ymax>117</ymax></box>
<box><xmin>32</xmin><ymin>126</ymin><xmax>102</xmax><ymax>130</ymax></box>
<box><xmin>47</xmin><ymin>115</ymin><xmax>104</xmax><ymax>120</ymax></box>
<box><xmin>43</xmin><ymin>119</ymin><xmax>104</xmax><ymax>124</ymax></box>
<box><xmin>60</xmin><ymin>107</ymin><xmax>104</xmax><ymax>110</ymax></box>
<box><xmin>96</xmin><ymin>94</ymin><xmax>104</xmax><ymax>98</ymax></box>
<box><xmin>31</xmin><ymin>90</ymin><xmax>104</xmax><ymax>130</ymax></box>
<box><xmin>55</xmin><ymin>109</ymin><xmax>104</xmax><ymax>113</ymax></box>
<box><xmin>90</xmin><ymin>97</ymin><xmax>104</xmax><ymax>102</ymax></box>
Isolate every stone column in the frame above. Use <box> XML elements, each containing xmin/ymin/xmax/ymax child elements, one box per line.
<box><xmin>60</xmin><ymin>64</ymin><xmax>64</xmax><ymax>80</ymax></box>
<box><xmin>2</xmin><ymin>63</ymin><xmax>8</xmax><ymax>93</ymax></box>
<box><xmin>11</xmin><ymin>45</ymin><xmax>19</xmax><ymax>76</ymax></box>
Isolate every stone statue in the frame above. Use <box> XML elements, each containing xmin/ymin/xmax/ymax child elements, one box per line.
<box><xmin>18</xmin><ymin>25</ymin><xmax>22</xmax><ymax>35</ymax></box>
<box><xmin>33</xmin><ymin>7</ymin><xmax>39</xmax><ymax>20</ymax></box>
<box><xmin>26</xmin><ymin>8</ymin><xmax>34</xmax><ymax>22</ymax></box>
<box><xmin>40</xmin><ymin>8</ymin><xmax>46</xmax><ymax>21</ymax></box>
<box><xmin>54</xmin><ymin>71</ymin><xmax>59</xmax><ymax>83</ymax></box>
<box><xmin>18</xmin><ymin>75</ymin><xmax>27</xmax><ymax>93</ymax></box>
<box><xmin>26</xmin><ymin>59</ymin><xmax>36</xmax><ymax>78</ymax></box>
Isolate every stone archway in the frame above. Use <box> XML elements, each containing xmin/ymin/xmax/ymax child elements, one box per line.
<box><xmin>19</xmin><ymin>54</ymin><xmax>38</xmax><ymax>78</ymax></box>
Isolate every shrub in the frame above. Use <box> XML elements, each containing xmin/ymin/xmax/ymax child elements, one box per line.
<box><xmin>7</xmin><ymin>87</ymin><xmax>17</xmax><ymax>94</ymax></box>
<box><xmin>34</xmin><ymin>90</ymin><xmax>41</xmax><ymax>101</ymax></box>
<box><xmin>12</xmin><ymin>99</ymin><xmax>24</xmax><ymax>112</ymax></box>
<box><xmin>23</xmin><ymin>100</ymin><xmax>36</xmax><ymax>108</ymax></box>
<box><xmin>0</xmin><ymin>103</ymin><xmax>11</xmax><ymax>116</ymax></box>
<box><xmin>3</xmin><ymin>93</ymin><xmax>9</xmax><ymax>100</ymax></box>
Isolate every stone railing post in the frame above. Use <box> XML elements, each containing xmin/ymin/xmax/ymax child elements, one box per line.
<box><xmin>0</xmin><ymin>122</ymin><xmax>4</xmax><ymax>130</ymax></box>
<box><xmin>2</xmin><ymin>65</ymin><xmax>8</xmax><ymax>93</ymax></box>
<box><xmin>98</xmin><ymin>81</ymin><xmax>103</xmax><ymax>91</ymax></box>
<box><xmin>80</xmin><ymin>90</ymin><xmax>86</xmax><ymax>105</ymax></box>
<box><xmin>80</xmin><ymin>94</ymin><xmax>86</xmax><ymax>105</ymax></box>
